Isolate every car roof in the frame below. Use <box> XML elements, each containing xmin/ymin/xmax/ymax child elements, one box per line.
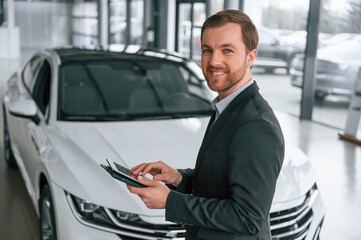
<box><xmin>50</xmin><ymin>46</ymin><xmax>187</xmax><ymax>64</ymax></box>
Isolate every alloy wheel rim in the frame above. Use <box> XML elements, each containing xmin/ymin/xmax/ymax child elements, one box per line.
<box><xmin>41</xmin><ymin>197</ymin><xmax>54</xmax><ymax>240</ymax></box>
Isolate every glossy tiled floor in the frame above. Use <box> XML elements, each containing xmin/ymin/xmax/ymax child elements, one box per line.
<box><xmin>0</xmin><ymin>52</ymin><xmax>360</xmax><ymax>240</ymax></box>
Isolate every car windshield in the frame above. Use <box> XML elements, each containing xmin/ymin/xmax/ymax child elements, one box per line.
<box><xmin>59</xmin><ymin>59</ymin><xmax>214</xmax><ymax>121</ymax></box>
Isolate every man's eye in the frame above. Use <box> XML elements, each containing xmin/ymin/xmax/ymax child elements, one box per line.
<box><xmin>224</xmin><ymin>49</ymin><xmax>233</xmax><ymax>53</ymax></box>
<box><xmin>202</xmin><ymin>49</ymin><xmax>211</xmax><ymax>54</ymax></box>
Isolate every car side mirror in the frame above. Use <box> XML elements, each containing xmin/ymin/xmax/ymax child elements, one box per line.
<box><xmin>9</xmin><ymin>99</ymin><xmax>40</xmax><ymax>125</ymax></box>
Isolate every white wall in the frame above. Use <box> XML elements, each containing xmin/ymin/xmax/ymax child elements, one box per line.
<box><xmin>15</xmin><ymin>2</ymin><xmax>70</xmax><ymax>49</ymax></box>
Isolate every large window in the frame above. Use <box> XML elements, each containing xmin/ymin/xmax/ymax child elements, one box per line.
<box><xmin>242</xmin><ymin>0</ymin><xmax>309</xmax><ymax>121</ymax></box>
<box><xmin>176</xmin><ymin>1</ymin><xmax>206</xmax><ymax>60</ymax></box>
<box><xmin>109</xmin><ymin>0</ymin><xmax>144</xmax><ymax>45</ymax></box>
<box><xmin>312</xmin><ymin>0</ymin><xmax>361</xmax><ymax>130</ymax></box>
<box><xmin>72</xmin><ymin>1</ymin><xmax>99</xmax><ymax>47</ymax></box>
<box><xmin>244</xmin><ymin>0</ymin><xmax>361</xmax><ymax>132</ymax></box>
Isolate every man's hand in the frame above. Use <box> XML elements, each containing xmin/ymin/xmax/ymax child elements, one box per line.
<box><xmin>131</xmin><ymin>161</ymin><xmax>182</xmax><ymax>185</ymax></box>
<box><xmin>127</xmin><ymin>176</ymin><xmax>171</xmax><ymax>209</ymax></box>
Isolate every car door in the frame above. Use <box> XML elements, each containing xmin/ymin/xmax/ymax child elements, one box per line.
<box><xmin>10</xmin><ymin>56</ymin><xmax>52</xmax><ymax>198</ymax></box>
<box><xmin>7</xmin><ymin>57</ymin><xmax>43</xmax><ymax>145</ymax></box>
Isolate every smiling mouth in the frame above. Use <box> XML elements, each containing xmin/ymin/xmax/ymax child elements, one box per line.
<box><xmin>210</xmin><ymin>70</ymin><xmax>226</xmax><ymax>75</ymax></box>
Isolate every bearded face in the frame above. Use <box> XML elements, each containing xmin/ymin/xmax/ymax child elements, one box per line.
<box><xmin>201</xmin><ymin>22</ymin><xmax>256</xmax><ymax>99</ymax></box>
<box><xmin>204</xmin><ymin>57</ymin><xmax>248</xmax><ymax>94</ymax></box>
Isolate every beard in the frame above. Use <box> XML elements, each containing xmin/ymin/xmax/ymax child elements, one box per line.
<box><xmin>205</xmin><ymin>63</ymin><xmax>247</xmax><ymax>95</ymax></box>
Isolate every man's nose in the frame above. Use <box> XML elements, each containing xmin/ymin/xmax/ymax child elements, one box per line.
<box><xmin>208</xmin><ymin>51</ymin><xmax>223</xmax><ymax>66</ymax></box>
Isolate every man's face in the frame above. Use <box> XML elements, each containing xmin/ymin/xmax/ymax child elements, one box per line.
<box><xmin>201</xmin><ymin>22</ymin><xmax>256</xmax><ymax>99</ymax></box>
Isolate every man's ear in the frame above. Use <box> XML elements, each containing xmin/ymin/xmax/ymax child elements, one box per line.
<box><xmin>247</xmin><ymin>49</ymin><xmax>257</xmax><ymax>67</ymax></box>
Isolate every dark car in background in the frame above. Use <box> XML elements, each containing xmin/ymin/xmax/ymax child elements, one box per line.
<box><xmin>254</xmin><ymin>28</ymin><xmax>304</xmax><ymax>74</ymax></box>
<box><xmin>290</xmin><ymin>36</ymin><xmax>361</xmax><ymax>100</ymax></box>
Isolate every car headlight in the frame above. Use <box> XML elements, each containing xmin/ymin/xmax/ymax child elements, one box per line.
<box><xmin>67</xmin><ymin>192</ymin><xmax>146</xmax><ymax>227</ymax></box>
<box><xmin>66</xmin><ymin>192</ymin><xmax>186</xmax><ymax>238</ymax></box>
<box><xmin>70</xmin><ymin>193</ymin><xmax>113</xmax><ymax>226</ymax></box>
<box><xmin>114</xmin><ymin>210</ymin><xmax>142</xmax><ymax>222</ymax></box>
<box><xmin>318</xmin><ymin>60</ymin><xmax>350</xmax><ymax>72</ymax></box>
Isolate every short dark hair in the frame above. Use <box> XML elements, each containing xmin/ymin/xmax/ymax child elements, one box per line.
<box><xmin>201</xmin><ymin>9</ymin><xmax>259</xmax><ymax>53</ymax></box>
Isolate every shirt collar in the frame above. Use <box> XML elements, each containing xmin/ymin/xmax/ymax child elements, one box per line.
<box><xmin>213</xmin><ymin>79</ymin><xmax>255</xmax><ymax>116</ymax></box>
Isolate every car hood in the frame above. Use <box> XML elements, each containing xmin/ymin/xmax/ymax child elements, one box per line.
<box><xmin>317</xmin><ymin>42</ymin><xmax>361</xmax><ymax>66</ymax></box>
<box><xmin>271</xmin><ymin>144</ymin><xmax>316</xmax><ymax>212</ymax></box>
<box><xmin>47</xmin><ymin>117</ymin><xmax>209</xmax><ymax>220</ymax></box>
<box><xmin>46</xmin><ymin>117</ymin><xmax>316</xmax><ymax>222</ymax></box>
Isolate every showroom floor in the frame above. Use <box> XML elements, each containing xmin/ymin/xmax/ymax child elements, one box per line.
<box><xmin>0</xmin><ymin>51</ymin><xmax>360</xmax><ymax>240</ymax></box>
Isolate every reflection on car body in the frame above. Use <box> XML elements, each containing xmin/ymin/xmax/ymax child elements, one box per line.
<box><xmin>3</xmin><ymin>46</ymin><xmax>324</xmax><ymax>240</ymax></box>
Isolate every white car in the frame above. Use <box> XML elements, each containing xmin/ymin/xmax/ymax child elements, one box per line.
<box><xmin>2</xmin><ymin>46</ymin><xmax>325</xmax><ymax>240</ymax></box>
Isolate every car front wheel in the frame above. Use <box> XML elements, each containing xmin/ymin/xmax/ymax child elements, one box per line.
<box><xmin>315</xmin><ymin>90</ymin><xmax>328</xmax><ymax>101</ymax></box>
<box><xmin>3</xmin><ymin>109</ymin><xmax>17</xmax><ymax>168</ymax></box>
<box><xmin>40</xmin><ymin>185</ymin><xmax>57</xmax><ymax>240</ymax></box>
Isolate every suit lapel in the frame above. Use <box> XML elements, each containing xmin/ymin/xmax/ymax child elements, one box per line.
<box><xmin>194</xmin><ymin>107</ymin><xmax>230</xmax><ymax>173</ymax></box>
<box><xmin>204</xmin><ymin>111</ymin><xmax>216</xmax><ymax>136</ymax></box>
<box><xmin>193</xmin><ymin>82</ymin><xmax>260</xmax><ymax>177</ymax></box>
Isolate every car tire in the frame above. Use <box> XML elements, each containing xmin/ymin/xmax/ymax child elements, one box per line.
<box><xmin>315</xmin><ymin>90</ymin><xmax>328</xmax><ymax>101</ymax></box>
<box><xmin>3</xmin><ymin>109</ymin><xmax>18</xmax><ymax>168</ymax></box>
<box><xmin>40</xmin><ymin>184</ymin><xmax>57</xmax><ymax>240</ymax></box>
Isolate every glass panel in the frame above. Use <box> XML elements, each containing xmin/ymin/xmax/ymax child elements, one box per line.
<box><xmin>109</xmin><ymin>0</ymin><xmax>127</xmax><ymax>44</ymax></box>
<box><xmin>72</xmin><ymin>18</ymin><xmax>98</xmax><ymax>36</ymax></box>
<box><xmin>72</xmin><ymin>34</ymin><xmax>99</xmax><ymax>47</ymax></box>
<box><xmin>130</xmin><ymin>0</ymin><xmax>144</xmax><ymax>45</ymax></box>
<box><xmin>32</xmin><ymin>60</ymin><xmax>51</xmax><ymax>114</ymax></box>
<box><xmin>209</xmin><ymin>0</ymin><xmax>223</xmax><ymax>15</ymax></box>
<box><xmin>109</xmin><ymin>0</ymin><xmax>143</xmax><ymax>45</ymax></box>
<box><xmin>72</xmin><ymin>1</ymin><xmax>98</xmax><ymax>48</ymax></box>
<box><xmin>246</xmin><ymin>0</ymin><xmax>360</xmax><ymax>132</ymax></box>
<box><xmin>73</xmin><ymin>1</ymin><xmax>98</xmax><ymax>17</ymax></box>
<box><xmin>177</xmin><ymin>2</ymin><xmax>206</xmax><ymax>60</ymax></box>
<box><xmin>244</xmin><ymin>0</ymin><xmax>310</xmax><ymax>119</ymax></box>
<box><xmin>22</xmin><ymin>57</ymin><xmax>43</xmax><ymax>91</ymax></box>
<box><xmin>191</xmin><ymin>3</ymin><xmax>206</xmax><ymax>60</ymax></box>
<box><xmin>178</xmin><ymin>3</ymin><xmax>192</xmax><ymax>58</ymax></box>
<box><xmin>312</xmin><ymin>0</ymin><xmax>361</xmax><ymax>130</ymax></box>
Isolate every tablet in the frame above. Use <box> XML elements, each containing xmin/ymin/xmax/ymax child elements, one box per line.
<box><xmin>100</xmin><ymin>159</ymin><xmax>147</xmax><ymax>188</ymax></box>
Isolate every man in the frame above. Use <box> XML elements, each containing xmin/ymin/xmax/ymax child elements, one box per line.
<box><xmin>127</xmin><ymin>9</ymin><xmax>284</xmax><ymax>240</ymax></box>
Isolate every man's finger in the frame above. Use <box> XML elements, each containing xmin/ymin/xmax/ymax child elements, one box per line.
<box><xmin>142</xmin><ymin>162</ymin><xmax>163</xmax><ymax>176</ymax></box>
<box><xmin>153</xmin><ymin>174</ymin><xmax>167</xmax><ymax>182</ymax></box>
<box><xmin>131</xmin><ymin>163</ymin><xmax>147</xmax><ymax>173</ymax></box>
<box><xmin>137</xmin><ymin>176</ymin><xmax>159</xmax><ymax>187</ymax></box>
<box><xmin>127</xmin><ymin>184</ymin><xmax>144</xmax><ymax>195</ymax></box>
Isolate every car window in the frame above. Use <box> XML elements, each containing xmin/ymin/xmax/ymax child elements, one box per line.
<box><xmin>22</xmin><ymin>56</ymin><xmax>43</xmax><ymax>91</ymax></box>
<box><xmin>59</xmin><ymin>60</ymin><xmax>214</xmax><ymax>121</ymax></box>
<box><xmin>22</xmin><ymin>57</ymin><xmax>51</xmax><ymax>116</ymax></box>
<box><xmin>32</xmin><ymin>60</ymin><xmax>51</xmax><ymax>115</ymax></box>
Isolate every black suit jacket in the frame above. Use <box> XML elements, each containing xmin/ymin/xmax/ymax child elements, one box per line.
<box><xmin>165</xmin><ymin>82</ymin><xmax>285</xmax><ymax>240</ymax></box>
